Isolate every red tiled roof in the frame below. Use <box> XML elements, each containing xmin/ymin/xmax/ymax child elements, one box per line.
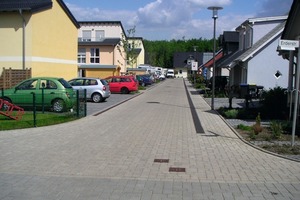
<box><xmin>204</xmin><ymin>51</ymin><xmax>223</xmax><ymax>68</ymax></box>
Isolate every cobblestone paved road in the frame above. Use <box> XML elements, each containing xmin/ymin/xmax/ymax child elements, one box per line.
<box><xmin>0</xmin><ymin>79</ymin><xmax>299</xmax><ymax>200</ymax></box>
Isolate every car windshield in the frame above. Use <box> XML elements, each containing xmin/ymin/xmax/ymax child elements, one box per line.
<box><xmin>59</xmin><ymin>78</ymin><xmax>73</xmax><ymax>89</ymax></box>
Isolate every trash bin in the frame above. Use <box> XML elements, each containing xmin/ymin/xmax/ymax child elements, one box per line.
<box><xmin>239</xmin><ymin>84</ymin><xmax>249</xmax><ymax>98</ymax></box>
<box><xmin>248</xmin><ymin>84</ymin><xmax>257</xmax><ymax>98</ymax></box>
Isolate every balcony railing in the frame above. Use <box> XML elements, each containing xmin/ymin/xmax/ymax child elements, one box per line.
<box><xmin>78</xmin><ymin>37</ymin><xmax>105</xmax><ymax>42</ymax></box>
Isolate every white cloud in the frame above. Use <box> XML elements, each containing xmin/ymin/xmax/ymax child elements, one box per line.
<box><xmin>66</xmin><ymin>3</ymin><xmax>136</xmax><ymax>23</ymax></box>
<box><xmin>67</xmin><ymin>0</ymin><xmax>292</xmax><ymax>41</ymax></box>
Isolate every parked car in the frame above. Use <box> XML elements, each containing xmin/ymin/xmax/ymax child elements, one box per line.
<box><xmin>68</xmin><ymin>77</ymin><xmax>110</xmax><ymax>103</ymax></box>
<box><xmin>0</xmin><ymin>77</ymin><xmax>75</xmax><ymax>112</ymax></box>
<box><xmin>104</xmin><ymin>76</ymin><xmax>138</xmax><ymax>94</ymax></box>
<box><xmin>166</xmin><ymin>69</ymin><xmax>175</xmax><ymax>78</ymax></box>
<box><xmin>136</xmin><ymin>75</ymin><xmax>153</xmax><ymax>86</ymax></box>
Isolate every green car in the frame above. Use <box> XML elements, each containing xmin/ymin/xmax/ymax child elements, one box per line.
<box><xmin>1</xmin><ymin>77</ymin><xmax>75</xmax><ymax>112</ymax></box>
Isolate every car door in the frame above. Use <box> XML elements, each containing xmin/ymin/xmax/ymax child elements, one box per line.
<box><xmin>108</xmin><ymin>77</ymin><xmax>120</xmax><ymax>93</ymax></box>
<box><xmin>12</xmin><ymin>79</ymin><xmax>39</xmax><ymax>106</ymax></box>
<box><xmin>39</xmin><ymin>79</ymin><xmax>59</xmax><ymax>107</ymax></box>
<box><xmin>83</xmin><ymin>79</ymin><xmax>94</xmax><ymax>99</ymax></box>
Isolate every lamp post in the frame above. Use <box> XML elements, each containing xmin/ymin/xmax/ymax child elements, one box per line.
<box><xmin>208</xmin><ymin>6</ymin><xmax>222</xmax><ymax>110</ymax></box>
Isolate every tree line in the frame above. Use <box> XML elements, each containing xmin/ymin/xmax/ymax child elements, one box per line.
<box><xmin>143</xmin><ymin>38</ymin><xmax>215</xmax><ymax>68</ymax></box>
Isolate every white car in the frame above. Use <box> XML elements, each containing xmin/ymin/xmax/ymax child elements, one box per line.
<box><xmin>69</xmin><ymin>77</ymin><xmax>111</xmax><ymax>103</ymax></box>
<box><xmin>166</xmin><ymin>69</ymin><xmax>175</xmax><ymax>78</ymax></box>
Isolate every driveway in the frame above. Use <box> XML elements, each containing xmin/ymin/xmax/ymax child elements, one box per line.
<box><xmin>0</xmin><ymin>78</ymin><xmax>299</xmax><ymax>200</ymax></box>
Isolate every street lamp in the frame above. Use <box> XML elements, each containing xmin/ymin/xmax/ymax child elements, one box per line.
<box><xmin>208</xmin><ymin>6</ymin><xmax>222</xmax><ymax>110</ymax></box>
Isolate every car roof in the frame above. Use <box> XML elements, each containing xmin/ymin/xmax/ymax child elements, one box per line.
<box><xmin>105</xmin><ymin>75</ymin><xmax>134</xmax><ymax>78</ymax></box>
<box><xmin>70</xmin><ymin>77</ymin><xmax>101</xmax><ymax>80</ymax></box>
<box><xmin>27</xmin><ymin>77</ymin><xmax>63</xmax><ymax>80</ymax></box>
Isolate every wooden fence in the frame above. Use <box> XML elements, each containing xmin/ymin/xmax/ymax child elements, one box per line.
<box><xmin>0</xmin><ymin>68</ymin><xmax>31</xmax><ymax>89</ymax></box>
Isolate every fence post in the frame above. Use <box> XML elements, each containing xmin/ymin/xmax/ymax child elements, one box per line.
<box><xmin>76</xmin><ymin>90</ymin><xmax>79</xmax><ymax>118</ymax></box>
<box><xmin>32</xmin><ymin>92</ymin><xmax>36</xmax><ymax>127</ymax></box>
<box><xmin>42</xmin><ymin>88</ymin><xmax>44</xmax><ymax>113</ymax></box>
<box><xmin>84</xmin><ymin>89</ymin><xmax>87</xmax><ymax>117</ymax></box>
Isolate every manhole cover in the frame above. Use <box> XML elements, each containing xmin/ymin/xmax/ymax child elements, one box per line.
<box><xmin>169</xmin><ymin>167</ymin><xmax>186</xmax><ymax>172</ymax></box>
<box><xmin>154</xmin><ymin>159</ymin><xmax>169</xmax><ymax>163</ymax></box>
<box><xmin>147</xmin><ymin>102</ymin><xmax>160</xmax><ymax>104</ymax></box>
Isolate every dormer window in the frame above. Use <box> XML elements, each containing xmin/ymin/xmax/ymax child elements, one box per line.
<box><xmin>95</xmin><ymin>30</ymin><xmax>105</xmax><ymax>41</ymax></box>
<box><xmin>82</xmin><ymin>30</ymin><xmax>91</xmax><ymax>41</ymax></box>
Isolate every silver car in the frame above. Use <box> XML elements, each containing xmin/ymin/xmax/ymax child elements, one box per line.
<box><xmin>68</xmin><ymin>78</ymin><xmax>111</xmax><ymax>103</ymax></box>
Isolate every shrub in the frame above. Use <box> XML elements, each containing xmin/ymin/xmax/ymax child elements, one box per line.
<box><xmin>224</xmin><ymin>109</ymin><xmax>238</xmax><ymax>119</ymax></box>
<box><xmin>237</xmin><ymin>124</ymin><xmax>252</xmax><ymax>131</ymax></box>
<box><xmin>252</xmin><ymin>113</ymin><xmax>263</xmax><ymax>134</ymax></box>
<box><xmin>260</xmin><ymin>87</ymin><xmax>288</xmax><ymax>119</ymax></box>
<box><xmin>270</xmin><ymin>121</ymin><xmax>283</xmax><ymax>139</ymax></box>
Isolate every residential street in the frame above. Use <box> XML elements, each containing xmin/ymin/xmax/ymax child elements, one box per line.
<box><xmin>0</xmin><ymin>78</ymin><xmax>299</xmax><ymax>200</ymax></box>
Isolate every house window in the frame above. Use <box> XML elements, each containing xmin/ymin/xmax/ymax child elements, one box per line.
<box><xmin>82</xmin><ymin>30</ymin><xmax>91</xmax><ymax>41</ymax></box>
<box><xmin>90</xmin><ymin>48</ymin><xmax>100</xmax><ymax>63</ymax></box>
<box><xmin>78</xmin><ymin>48</ymin><xmax>86</xmax><ymax>63</ymax></box>
<box><xmin>95</xmin><ymin>30</ymin><xmax>105</xmax><ymax>41</ymax></box>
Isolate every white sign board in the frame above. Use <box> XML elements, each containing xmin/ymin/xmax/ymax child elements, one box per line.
<box><xmin>278</xmin><ymin>39</ymin><xmax>299</xmax><ymax>50</ymax></box>
<box><xmin>191</xmin><ymin>61</ymin><xmax>198</xmax><ymax>71</ymax></box>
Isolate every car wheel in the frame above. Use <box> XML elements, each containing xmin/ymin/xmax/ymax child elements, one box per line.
<box><xmin>52</xmin><ymin>99</ymin><xmax>65</xmax><ymax>112</ymax></box>
<box><xmin>92</xmin><ymin>93</ymin><xmax>103</xmax><ymax>103</ymax></box>
<box><xmin>121</xmin><ymin>87</ymin><xmax>129</xmax><ymax>94</ymax></box>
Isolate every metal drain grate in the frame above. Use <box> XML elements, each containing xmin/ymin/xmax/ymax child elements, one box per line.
<box><xmin>169</xmin><ymin>167</ymin><xmax>186</xmax><ymax>172</ymax></box>
<box><xmin>154</xmin><ymin>159</ymin><xmax>169</xmax><ymax>163</ymax></box>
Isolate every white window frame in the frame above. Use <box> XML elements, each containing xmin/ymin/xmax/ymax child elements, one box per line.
<box><xmin>90</xmin><ymin>48</ymin><xmax>100</xmax><ymax>63</ymax></box>
<box><xmin>78</xmin><ymin>48</ymin><xmax>86</xmax><ymax>63</ymax></box>
<box><xmin>82</xmin><ymin>30</ymin><xmax>91</xmax><ymax>41</ymax></box>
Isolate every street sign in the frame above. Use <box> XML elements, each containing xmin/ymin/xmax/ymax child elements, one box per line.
<box><xmin>191</xmin><ymin>61</ymin><xmax>198</xmax><ymax>71</ymax></box>
<box><xmin>278</xmin><ymin>39</ymin><xmax>299</xmax><ymax>50</ymax></box>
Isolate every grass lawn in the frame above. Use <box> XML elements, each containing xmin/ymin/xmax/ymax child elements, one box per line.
<box><xmin>0</xmin><ymin>111</ymin><xmax>78</xmax><ymax>131</ymax></box>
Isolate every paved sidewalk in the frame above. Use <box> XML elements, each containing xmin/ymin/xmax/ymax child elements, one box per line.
<box><xmin>0</xmin><ymin>78</ymin><xmax>299</xmax><ymax>200</ymax></box>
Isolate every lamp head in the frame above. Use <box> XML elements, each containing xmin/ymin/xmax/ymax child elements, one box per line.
<box><xmin>208</xmin><ymin>6</ymin><xmax>223</xmax><ymax>19</ymax></box>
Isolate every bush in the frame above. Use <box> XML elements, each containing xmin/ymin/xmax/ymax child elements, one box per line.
<box><xmin>237</xmin><ymin>124</ymin><xmax>252</xmax><ymax>131</ymax></box>
<box><xmin>224</xmin><ymin>109</ymin><xmax>238</xmax><ymax>119</ymax></box>
<box><xmin>252</xmin><ymin>113</ymin><xmax>263</xmax><ymax>135</ymax></box>
<box><xmin>270</xmin><ymin>121</ymin><xmax>283</xmax><ymax>139</ymax></box>
<box><xmin>260</xmin><ymin>87</ymin><xmax>288</xmax><ymax>119</ymax></box>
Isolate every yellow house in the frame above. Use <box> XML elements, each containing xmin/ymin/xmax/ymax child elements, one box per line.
<box><xmin>0</xmin><ymin>0</ymin><xmax>79</xmax><ymax>80</ymax></box>
<box><xmin>127</xmin><ymin>37</ymin><xmax>145</xmax><ymax>68</ymax></box>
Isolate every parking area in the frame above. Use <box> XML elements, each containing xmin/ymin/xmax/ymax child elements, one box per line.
<box><xmin>86</xmin><ymin>93</ymin><xmax>141</xmax><ymax>116</ymax></box>
<box><xmin>0</xmin><ymin>79</ymin><xmax>299</xmax><ymax>200</ymax></box>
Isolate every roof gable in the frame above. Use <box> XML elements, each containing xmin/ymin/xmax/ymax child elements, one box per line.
<box><xmin>281</xmin><ymin>0</ymin><xmax>300</xmax><ymax>40</ymax></box>
<box><xmin>79</xmin><ymin>21</ymin><xmax>126</xmax><ymax>36</ymax></box>
<box><xmin>0</xmin><ymin>0</ymin><xmax>79</xmax><ymax>28</ymax></box>
<box><xmin>222</xmin><ymin>31</ymin><xmax>239</xmax><ymax>43</ymax></box>
<box><xmin>0</xmin><ymin>0</ymin><xmax>52</xmax><ymax>12</ymax></box>
<box><xmin>236</xmin><ymin>21</ymin><xmax>285</xmax><ymax>62</ymax></box>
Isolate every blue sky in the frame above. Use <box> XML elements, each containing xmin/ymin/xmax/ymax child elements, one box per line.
<box><xmin>65</xmin><ymin>0</ymin><xmax>292</xmax><ymax>41</ymax></box>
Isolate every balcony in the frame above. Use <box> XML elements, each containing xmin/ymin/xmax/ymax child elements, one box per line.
<box><xmin>78</xmin><ymin>37</ymin><xmax>105</xmax><ymax>42</ymax></box>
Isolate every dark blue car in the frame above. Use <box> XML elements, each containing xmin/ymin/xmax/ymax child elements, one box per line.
<box><xmin>136</xmin><ymin>75</ymin><xmax>153</xmax><ymax>86</ymax></box>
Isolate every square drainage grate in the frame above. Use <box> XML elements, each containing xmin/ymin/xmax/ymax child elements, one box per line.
<box><xmin>154</xmin><ymin>159</ymin><xmax>169</xmax><ymax>163</ymax></box>
<box><xmin>169</xmin><ymin>167</ymin><xmax>186</xmax><ymax>172</ymax></box>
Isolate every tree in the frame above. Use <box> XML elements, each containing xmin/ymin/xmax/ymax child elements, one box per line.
<box><xmin>143</xmin><ymin>38</ymin><xmax>216</xmax><ymax>68</ymax></box>
<box><xmin>118</xmin><ymin>26</ymin><xmax>140</xmax><ymax>68</ymax></box>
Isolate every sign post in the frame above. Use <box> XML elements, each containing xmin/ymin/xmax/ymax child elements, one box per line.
<box><xmin>191</xmin><ymin>61</ymin><xmax>198</xmax><ymax>85</ymax></box>
<box><xmin>279</xmin><ymin>39</ymin><xmax>300</xmax><ymax>146</ymax></box>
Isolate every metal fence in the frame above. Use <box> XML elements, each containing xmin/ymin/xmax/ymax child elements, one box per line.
<box><xmin>0</xmin><ymin>88</ymin><xmax>87</xmax><ymax>127</ymax></box>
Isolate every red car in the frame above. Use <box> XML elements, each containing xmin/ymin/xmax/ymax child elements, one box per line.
<box><xmin>104</xmin><ymin>76</ymin><xmax>138</xmax><ymax>94</ymax></box>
